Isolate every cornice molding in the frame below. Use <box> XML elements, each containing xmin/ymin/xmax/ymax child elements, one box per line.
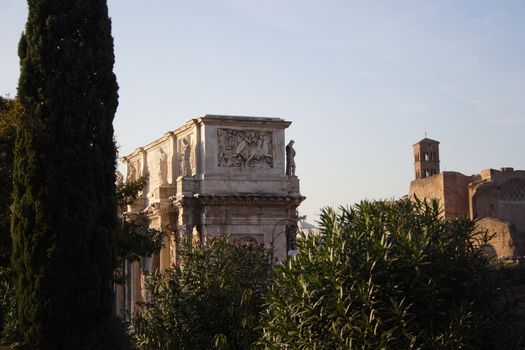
<box><xmin>143</xmin><ymin>202</ymin><xmax>177</xmax><ymax>217</ymax></box>
<box><xmin>190</xmin><ymin>194</ymin><xmax>305</xmax><ymax>206</ymax></box>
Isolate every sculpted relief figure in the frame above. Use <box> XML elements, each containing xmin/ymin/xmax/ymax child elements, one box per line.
<box><xmin>286</xmin><ymin>140</ymin><xmax>296</xmax><ymax>177</ymax></box>
<box><xmin>247</xmin><ymin>134</ymin><xmax>272</xmax><ymax>164</ymax></box>
<box><xmin>217</xmin><ymin>128</ymin><xmax>273</xmax><ymax>168</ymax></box>
<box><xmin>157</xmin><ymin>148</ymin><xmax>168</xmax><ymax>185</ymax></box>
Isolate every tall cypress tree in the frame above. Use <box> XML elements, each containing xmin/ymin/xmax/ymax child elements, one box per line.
<box><xmin>12</xmin><ymin>1</ymin><xmax>119</xmax><ymax>348</ymax></box>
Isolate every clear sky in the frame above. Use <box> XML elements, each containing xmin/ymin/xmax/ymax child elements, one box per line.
<box><xmin>1</xmin><ymin>1</ymin><xmax>524</xmax><ymax>223</ymax></box>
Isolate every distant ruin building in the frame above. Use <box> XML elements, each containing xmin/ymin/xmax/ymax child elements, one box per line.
<box><xmin>116</xmin><ymin>115</ymin><xmax>305</xmax><ymax>317</ymax></box>
<box><xmin>409</xmin><ymin>138</ymin><xmax>525</xmax><ymax>258</ymax></box>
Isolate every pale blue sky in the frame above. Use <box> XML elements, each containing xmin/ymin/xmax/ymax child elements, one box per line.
<box><xmin>1</xmin><ymin>1</ymin><xmax>524</xmax><ymax>222</ymax></box>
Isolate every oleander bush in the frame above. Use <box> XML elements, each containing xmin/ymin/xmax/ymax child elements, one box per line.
<box><xmin>132</xmin><ymin>236</ymin><xmax>273</xmax><ymax>350</ymax></box>
<box><xmin>259</xmin><ymin>198</ymin><xmax>519</xmax><ymax>349</ymax></box>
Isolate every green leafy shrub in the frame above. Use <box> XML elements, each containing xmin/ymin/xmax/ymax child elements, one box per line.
<box><xmin>115</xmin><ymin>174</ymin><xmax>164</xmax><ymax>264</ymax></box>
<box><xmin>259</xmin><ymin>198</ymin><xmax>517</xmax><ymax>349</ymax></box>
<box><xmin>114</xmin><ymin>173</ymin><xmax>164</xmax><ymax>286</ymax></box>
<box><xmin>132</xmin><ymin>236</ymin><xmax>273</xmax><ymax>350</ymax></box>
<box><xmin>116</xmin><ymin>221</ymin><xmax>165</xmax><ymax>264</ymax></box>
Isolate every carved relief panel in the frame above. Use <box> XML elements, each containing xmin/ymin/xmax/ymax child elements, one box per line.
<box><xmin>217</xmin><ymin>128</ymin><xmax>273</xmax><ymax>168</ymax></box>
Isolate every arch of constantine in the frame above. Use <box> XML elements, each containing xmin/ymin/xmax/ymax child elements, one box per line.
<box><xmin>115</xmin><ymin>115</ymin><xmax>305</xmax><ymax>317</ymax></box>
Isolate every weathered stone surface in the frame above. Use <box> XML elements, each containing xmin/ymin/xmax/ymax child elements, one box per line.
<box><xmin>410</xmin><ymin>172</ymin><xmax>478</xmax><ymax>218</ymax></box>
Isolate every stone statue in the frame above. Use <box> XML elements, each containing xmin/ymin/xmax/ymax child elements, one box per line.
<box><xmin>181</xmin><ymin>138</ymin><xmax>192</xmax><ymax>177</ymax></box>
<box><xmin>286</xmin><ymin>140</ymin><xmax>296</xmax><ymax>177</ymax></box>
<box><xmin>157</xmin><ymin>148</ymin><xmax>168</xmax><ymax>185</ymax></box>
<box><xmin>127</xmin><ymin>163</ymin><xmax>137</xmax><ymax>183</ymax></box>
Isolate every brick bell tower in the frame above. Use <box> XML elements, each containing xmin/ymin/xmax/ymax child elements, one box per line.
<box><xmin>413</xmin><ymin>137</ymin><xmax>440</xmax><ymax>179</ymax></box>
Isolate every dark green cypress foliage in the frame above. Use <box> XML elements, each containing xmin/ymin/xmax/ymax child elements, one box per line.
<box><xmin>12</xmin><ymin>1</ymin><xmax>119</xmax><ymax>348</ymax></box>
<box><xmin>0</xmin><ymin>98</ymin><xmax>16</xmax><ymax>340</ymax></box>
<box><xmin>0</xmin><ymin>97</ymin><xmax>17</xmax><ymax>268</ymax></box>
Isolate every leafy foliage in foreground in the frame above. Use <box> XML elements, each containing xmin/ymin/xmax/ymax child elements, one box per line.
<box><xmin>115</xmin><ymin>174</ymin><xmax>164</xmax><ymax>265</ymax></box>
<box><xmin>116</xmin><ymin>221</ymin><xmax>165</xmax><ymax>264</ymax></box>
<box><xmin>132</xmin><ymin>237</ymin><xmax>273</xmax><ymax>350</ymax></box>
<box><xmin>259</xmin><ymin>199</ymin><xmax>518</xmax><ymax>349</ymax></box>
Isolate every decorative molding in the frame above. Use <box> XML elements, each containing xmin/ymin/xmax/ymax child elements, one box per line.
<box><xmin>143</xmin><ymin>202</ymin><xmax>177</xmax><ymax>217</ymax></box>
<box><xmin>196</xmin><ymin>115</ymin><xmax>291</xmax><ymax>129</ymax></box>
<box><xmin>169</xmin><ymin>196</ymin><xmax>200</xmax><ymax>209</ymax></box>
<box><xmin>194</xmin><ymin>194</ymin><xmax>305</xmax><ymax>207</ymax></box>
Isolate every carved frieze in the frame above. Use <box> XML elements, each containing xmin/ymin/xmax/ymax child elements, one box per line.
<box><xmin>195</xmin><ymin>195</ymin><xmax>305</xmax><ymax>207</ymax></box>
<box><xmin>217</xmin><ymin>128</ymin><xmax>273</xmax><ymax>168</ymax></box>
